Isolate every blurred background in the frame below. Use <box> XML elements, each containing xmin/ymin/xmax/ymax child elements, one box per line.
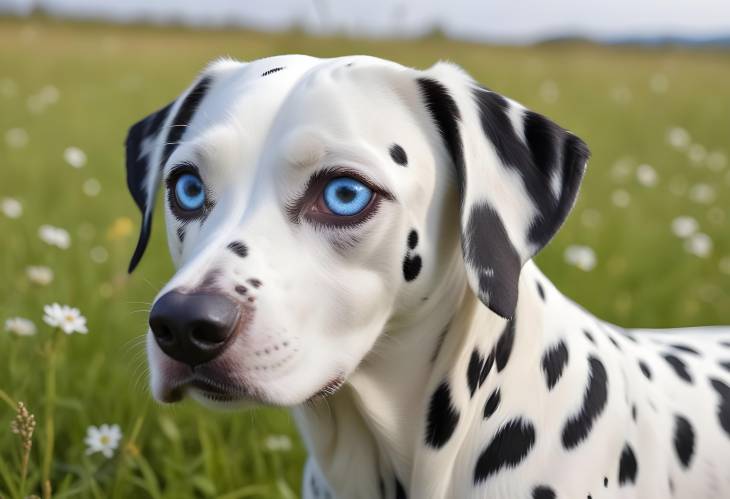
<box><xmin>1</xmin><ymin>1</ymin><xmax>729</xmax><ymax>497</ymax></box>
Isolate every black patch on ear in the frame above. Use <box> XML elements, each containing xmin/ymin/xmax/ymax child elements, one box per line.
<box><xmin>417</xmin><ymin>78</ymin><xmax>465</xmax><ymax>195</ymax></box>
<box><xmin>473</xmin><ymin>417</ymin><xmax>536</xmax><ymax>484</ymax></box>
<box><xmin>424</xmin><ymin>380</ymin><xmax>459</xmax><ymax>448</ymax></box>
<box><xmin>617</xmin><ymin>443</ymin><xmax>638</xmax><ymax>485</ymax></box>
<box><xmin>261</xmin><ymin>66</ymin><xmax>284</xmax><ymax>77</ymax></box>
<box><xmin>389</xmin><ymin>144</ymin><xmax>408</xmax><ymax>166</ymax></box>
<box><xmin>561</xmin><ymin>356</ymin><xmax>608</xmax><ymax>450</ymax></box>
<box><xmin>161</xmin><ymin>77</ymin><xmax>212</xmax><ymax>169</ymax></box>
<box><xmin>672</xmin><ymin>414</ymin><xmax>695</xmax><ymax>468</ymax></box>
<box><xmin>464</xmin><ymin>204</ymin><xmax>521</xmax><ymax>319</ymax></box>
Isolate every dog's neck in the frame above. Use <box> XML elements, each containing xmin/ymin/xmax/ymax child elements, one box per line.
<box><xmin>293</xmin><ymin>260</ymin><xmax>550</xmax><ymax>498</ymax></box>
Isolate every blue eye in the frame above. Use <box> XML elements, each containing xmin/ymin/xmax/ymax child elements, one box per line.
<box><xmin>174</xmin><ymin>173</ymin><xmax>205</xmax><ymax>211</ymax></box>
<box><xmin>323</xmin><ymin>177</ymin><xmax>373</xmax><ymax>216</ymax></box>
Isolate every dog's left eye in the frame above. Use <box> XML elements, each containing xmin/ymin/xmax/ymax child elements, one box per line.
<box><xmin>174</xmin><ymin>173</ymin><xmax>206</xmax><ymax>212</ymax></box>
<box><xmin>322</xmin><ymin>177</ymin><xmax>373</xmax><ymax>216</ymax></box>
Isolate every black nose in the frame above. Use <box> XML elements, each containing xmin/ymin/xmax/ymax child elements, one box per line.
<box><xmin>149</xmin><ymin>291</ymin><xmax>239</xmax><ymax>366</ymax></box>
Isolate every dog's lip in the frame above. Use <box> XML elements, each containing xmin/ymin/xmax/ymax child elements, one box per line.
<box><xmin>160</xmin><ymin>374</ymin><xmax>250</xmax><ymax>403</ymax></box>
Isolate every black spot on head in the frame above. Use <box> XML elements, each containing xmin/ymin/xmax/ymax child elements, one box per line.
<box><xmin>638</xmin><ymin>360</ymin><xmax>652</xmax><ymax>380</ymax></box>
<box><xmin>709</xmin><ymin>377</ymin><xmax>730</xmax><ymax>437</ymax></box>
<box><xmin>532</xmin><ymin>486</ymin><xmax>556</xmax><ymax>499</ymax></box>
<box><xmin>261</xmin><ymin>66</ymin><xmax>284</xmax><ymax>77</ymax></box>
<box><xmin>663</xmin><ymin>354</ymin><xmax>692</xmax><ymax>383</ymax></box>
<box><xmin>407</xmin><ymin>230</ymin><xmax>419</xmax><ymax>249</ymax></box>
<box><xmin>403</xmin><ymin>254</ymin><xmax>422</xmax><ymax>282</ymax></box>
<box><xmin>720</xmin><ymin>361</ymin><xmax>730</xmax><ymax>372</ymax></box>
<box><xmin>425</xmin><ymin>381</ymin><xmax>459</xmax><ymax>448</ymax></box>
<box><xmin>235</xmin><ymin>285</ymin><xmax>247</xmax><ymax>296</ymax></box>
<box><xmin>542</xmin><ymin>340</ymin><xmax>569</xmax><ymax>390</ymax></box>
<box><xmin>227</xmin><ymin>241</ymin><xmax>248</xmax><ymax>258</ymax></box>
<box><xmin>562</xmin><ymin>356</ymin><xmax>608</xmax><ymax>450</ymax></box>
<box><xmin>474</xmin><ymin>417</ymin><xmax>536</xmax><ymax>483</ymax></box>
<box><xmin>673</xmin><ymin>414</ymin><xmax>695</xmax><ymax>468</ymax></box>
<box><xmin>670</xmin><ymin>344</ymin><xmax>700</xmax><ymax>356</ymax></box>
<box><xmin>247</xmin><ymin>278</ymin><xmax>262</xmax><ymax>288</ymax></box>
<box><xmin>536</xmin><ymin>281</ymin><xmax>545</xmax><ymax>301</ymax></box>
<box><xmin>618</xmin><ymin>443</ymin><xmax>638</xmax><ymax>485</ymax></box>
<box><xmin>583</xmin><ymin>330</ymin><xmax>595</xmax><ymax>344</ymax></box>
<box><xmin>483</xmin><ymin>388</ymin><xmax>501</xmax><ymax>418</ymax></box>
<box><xmin>604</xmin><ymin>477</ymin><xmax>608</xmax><ymax>487</ymax></box>
<box><xmin>389</xmin><ymin>144</ymin><xmax>408</xmax><ymax>166</ymax></box>
<box><xmin>496</xmin><ymin>319</ymin><xmax>516</xmax><ymax>372</ymax></box>
<box><xmin>631</xmin><ymin>404</ymin><xmax>637</xmax><ymax>421</ymax></box>
<box><xmin>176</xmin><ymin>226</ymin><xmax>185</xmax><ymax>242</ymax></box>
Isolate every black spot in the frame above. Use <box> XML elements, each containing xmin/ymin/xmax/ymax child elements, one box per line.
<box><xmin>425</xmin><ymin>381</ymin><xmax>459</xmax><ymax>448</ymax></box>
<box><xmin>402</xmin><ymin>254</ymin><xmax>422</xmax><ymax>282</ymax></box>
<box><xmin>176</xmin><ymin>226</ymin><xmax>185</xmax><ymax>242</ymax></box>
<box><xmin>483</xmin><ymin>388</ymin><xmax>501</xmax><ymax>418</ymax></box>
<box><xmin>631</xmin><ymin>404</ymin><xmax>637</xmax><ymax>421</ymax></box>
<box><xmin>536</xmin><ymin>281</ymin><xmax>545</xmax><ymax>301</ymax></box>
<box><xmin>542</xmin><ymin>340</ymin><xmax>569</xmax><ymax>390</ymax></box>
<box><xmin>407</xmin><ymin>230</ymin><xmax>419</xmax><ymax>249</ymax></box>
<box><xmin>496</xmin><ymin>319</ymin><xmax>516</xmax><ymax>372</ymax></box>
<box><xmin>389</xmin><ymin>144</ymin><xmax>408</xmax><ymax>166</ymax></box>
<box><xmin>670</xmin><ymin>344</ymin><xmax>700</xmax><ymax>356</ymax></box>
<box><xmin>474</xmin><ymin>418</ymin><xmax>536</xmax><ymax>484</ymax></box>
<box><xmin>638</xmin><ymin>360</ymin><xmax>652</xmax><ymax>380</ymax></box>
<box><xmin>235</xmin><ymin>285</ymin><xmax>247</xmax><ymax>296</ymax></box>
<box><xmin>395</xmin><ymin>477</ymin><xmax>406</xmax><ymax>499</ymax></box>
<box><xmin>673</xmin><ymin>414</ymin><xmax>695</xmax><ymax>468</ymax></box>
<box><xmin>227</xmin><ymin>241</ymin><xmax>248</xmax><ymax>258</ymax></box>
<box><xmin>607</xmin><ymin>335</ymin><xmax>621</xmax><ymax>351</ymax></box>
<box><xmin>467</xmin><ymin>350</ymin><xmax>482</xmax><ymax>397</ymax></box>
<box><xmin>479</xmin><ymin>349</ymin><xmax>495</xmax><ymax>387</ymax></box>
<box><xmin>669</xmin><ymin>477</ymin><xmax>675</xmax><ymax>494</ymax></box>
<box><xmin>532</xmin><ymin>485</ymin><xmax>556</xmax><ymax>499</ymax></box>
<box><xmin>617</xmin><ymin>443</ymin><xmax>638</xmax><ymax>485</ymax></box>
<box><xmin>247</xmin><ymin>278</ymin><xmax>262</xmax><ymax>288</ymax></box>
<box><xmin>261</xmin><ymin>66</ymin><xmax>284</xmax><ymax>77</ymax></box>
<box><xmin>463</xmin><ymin>203</ymin><xmax>521</xmax><ymax>319</ymax></box>
<box><xmin>709</xmin><ymin>377</ymin><xmax>730</xmax><ymax>437</ymax></box>
<box><xmin>720</xmin><ymin>361</ymin><xmax>730</xmax><ymax>372</ymax></box>
<box><xmin>562</xmin><ymin>356</ymin><xmax>608</xmax><ymax>450</ymax></box>
<box><xmin>604</xmin><ymin>477</ymin><xmax>608</xmax><ymax>487</ymax></box>
<box><xmin>583</xmin><ymin>330</ymin><xmax>595</xmax><ymax>344</ymax></box>
<box><xmin>721</xmin><ymin>341</ymin><xmax>730</xmax><ymax>348</ymax></box>
<box><xmin>663</xmin><ymin>354</ymin><xmax>692</xmax><ymax>383</ymax></box>
<box><xmin>378</xmin><ymin>477</ymin><xmax>385</xmax><ymax>499</ymax></box>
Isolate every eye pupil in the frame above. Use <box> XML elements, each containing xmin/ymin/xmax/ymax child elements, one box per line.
<box><xmin>336</xmin><ymin>186</ymin><xmax>357</xmax><ymax>203</ymax></box>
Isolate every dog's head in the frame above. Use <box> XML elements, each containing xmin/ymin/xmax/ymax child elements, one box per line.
<box><xmin>126</xmin><ymin>55</ymin><xmax>588</xmax><ymax>407</ymax></box>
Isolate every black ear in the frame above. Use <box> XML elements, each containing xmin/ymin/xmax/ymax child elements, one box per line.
<box><xmin>125</xmin><ymin>102</ymin><xmax>173</xmax><ymax>273</ymax></box>
<box><xmin>125</xmin><ymin>76</ymin><xmax>213</xmax><ymax>273</ymax></box>
<box><xmin>417</xmin><ymin>63</ymin><xmax>589</xmax><ymax>319</ymax></box>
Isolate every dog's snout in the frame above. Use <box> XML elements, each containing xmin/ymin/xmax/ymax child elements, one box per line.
<box><xmin>149</xmin><ymin>290</ymin><xmax>240</xmax><ymax>366</ymax></box>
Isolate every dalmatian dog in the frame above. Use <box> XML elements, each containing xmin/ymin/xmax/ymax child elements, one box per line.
<box><xmin>125</xmin><ymin>55</ymin><xmax>730</xmax><ymax>499</ymax></box>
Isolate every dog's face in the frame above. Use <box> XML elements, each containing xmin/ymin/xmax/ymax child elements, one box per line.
<box><xmin>126</xmin><ymin>55</ymin><xmax>589</xmax><ymax>407</ymax></box>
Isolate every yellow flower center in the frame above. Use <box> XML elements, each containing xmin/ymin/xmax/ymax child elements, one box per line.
<box><xmin>100</xmin><ymin>435</ymin><xmax>110</xmax><ymax>445</ymax></box>
<box><xmin>65</xmin><ymin>314</ymin><xmax>75</xmax><ymax>322</ymax></box>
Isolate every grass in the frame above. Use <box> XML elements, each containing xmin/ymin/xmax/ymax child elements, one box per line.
<box><xmin>1</xmin><ymin>15</ymin><xmax>729</xmax><ymax>498</ymax></box>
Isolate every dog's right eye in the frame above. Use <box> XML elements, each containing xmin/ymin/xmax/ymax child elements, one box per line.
<box><xmin>173</xmin><ymin>173</ymin><xmax>205</xmax><ymax>212</ymax></box>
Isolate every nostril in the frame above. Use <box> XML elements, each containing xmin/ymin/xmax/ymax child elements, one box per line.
<box><xmin>149</xmin><ymin>318</ymin><xmax>175</xmax><ymax>345</ymax></box>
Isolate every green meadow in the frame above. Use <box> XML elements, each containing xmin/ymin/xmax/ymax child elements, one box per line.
<box><xmin>1</xmin><ymin>16</ymin><xmax>729</xmax><ymax>498</ymax></box>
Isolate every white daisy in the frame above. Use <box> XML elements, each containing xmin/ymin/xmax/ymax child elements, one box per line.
<box><xmin>38</xmin><ymin>225</ymin><xmax>71</xmax><ymax>249</ymax></box>
<box><xmin>635</xmin><ymin>164</ymin><xmax>658</xmax><ymax>187</ymax></box>
<box><xmin>84</xmin><ymin>424</ymin><xmax>122</xmax><ymax>458</ymax></box>
<box><xmin>4</xmin><ymin>317</ymin><xmax>37</xmax><ymax>336</ymax></box>
<box><xmin>26</xmin><ymin>265</ymin><xmax>54</xmax><ymax>286</ymax></box>
<box><xmin>43</xmin><ymin>303</ymin><xmax>88</xmax><ymax>334</ymax></box>
<box><xmin>1</xmin><ymin>197</ymin><xmax>22</xmax><ymax>219</ymax></box>
<box><xmin>64</xmin><ymin>146</ymin><xmax>87</xmax><ymax>168</ymax></box>
<box><xmin>671</xmin><ymin>216</ymin><xmax>698</xmax><ymax>239</ymax></box>
<box><xmin>684</xmin><ymin>233</ymin><xmax>712</xmax><ymax>258</ymax></box>
<box><xmin>564</xmin><ymin>245</ymin><xmax>597</xmax><ymax>272</ymax></box>
<box><xmin>666</xmin><ymin>127</ymin><xmax>690</xmax><ymax>149</ymax></box>
<box><xmin>264</xmin><ymin>434</ymin><xmax>292</xmax><ymax>452</ymax></box>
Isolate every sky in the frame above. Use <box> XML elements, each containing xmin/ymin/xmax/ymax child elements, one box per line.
<box><xmin>2</xmin><ymin>0</ymin><xmax>730</xmax><ymax>43</ymax></box>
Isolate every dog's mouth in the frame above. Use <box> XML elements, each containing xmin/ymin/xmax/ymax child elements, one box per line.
<box><xmin>158</xmin><ymin>371</ymin><xmax>254</xmax><ymax>404</ymax></box>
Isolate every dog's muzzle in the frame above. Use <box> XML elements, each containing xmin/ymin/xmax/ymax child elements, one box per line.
<box><xmin>149</xmin><ymin>290</ymin><xmax>240</xmax><ymax>366</ymax></box>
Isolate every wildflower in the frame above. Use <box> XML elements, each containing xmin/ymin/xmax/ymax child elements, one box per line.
<box><xmin>564</xmin><ymin>245</ymin><xmax>597</xmax><ymax>271</ymax></box>
<box><xmin>264</xmin><ymin>434</ymin><xmax>292</xmax><ymax>452</ymax></box>
<box><xmin>83</xmin><ymin>178</ymin><xmax>101</xmax><ymax>197</ymax></box>
<box><xmin>1</xmin><ymin>197</ymin><xmax>22</xmax><ymax>218</ymax></box>
<box><xmin>666</xmin><ymin>127</ymin><xmax>690</xmax><ymax>149</ymax></box>
<box><xmin>107</xmin><ymin>216</ymin><xmax>133</xmax><ymax>240</ymax></box>
<box><xmin>43</xmin><ymin>303</ymin><xmax>88</xmax><ymax>334</ymax></box>
<box><xmin>26</xmin><ymin>265</ymin><xmax>53</xmax><ymax>286</ymax></box>
<box><xmin>10</xmin><ymin>402</ymin><xmax>36</xmax><ymax>452</ymax></box>
<box><xmin>64</xmin><ymin>146</ymin><xmax>87</xmax><ymax>168</ymax></box>
<box><xmin>5</xmin><ymin>128</ymin><xmax>28</xmax><ymax>148</ymax></box>
<box><xmin>84</xmin><ymin>424</ymin><xmax>122</xmax><ymax>458</ymax></box>
<box><xmin>635</xmin><ymin>164</ymin><xmax>658</xmax><ymax>187</ymax></box>
<box><xmin>684</xmin><ymin>233</ymin><xmax>712</xmax><ymax>258</ymax></box>
<box><xmin>38</xmin><ymin>225</ymin><xmax>71</xmax><ymax>249</ymax></box>
<box><xmin>671</xmin><ymin>216</ymin><xmax>698</xmax><ymax>239</ymax></box>
<box><xmin>4</xmin><ymin>317</ymin><xmax>37</xmax><ymax>336</ymax></box>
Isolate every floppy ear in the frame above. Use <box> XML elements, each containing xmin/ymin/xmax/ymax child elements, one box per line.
<box><xmin>416</xmin><ymin>62</ymin><xmax>590</xmax><ymax>319</ymax></box>
<box><xmin>124</xmin><ymin>76</ymin><xmax>212</xmax><ymax>273</ymax></box>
